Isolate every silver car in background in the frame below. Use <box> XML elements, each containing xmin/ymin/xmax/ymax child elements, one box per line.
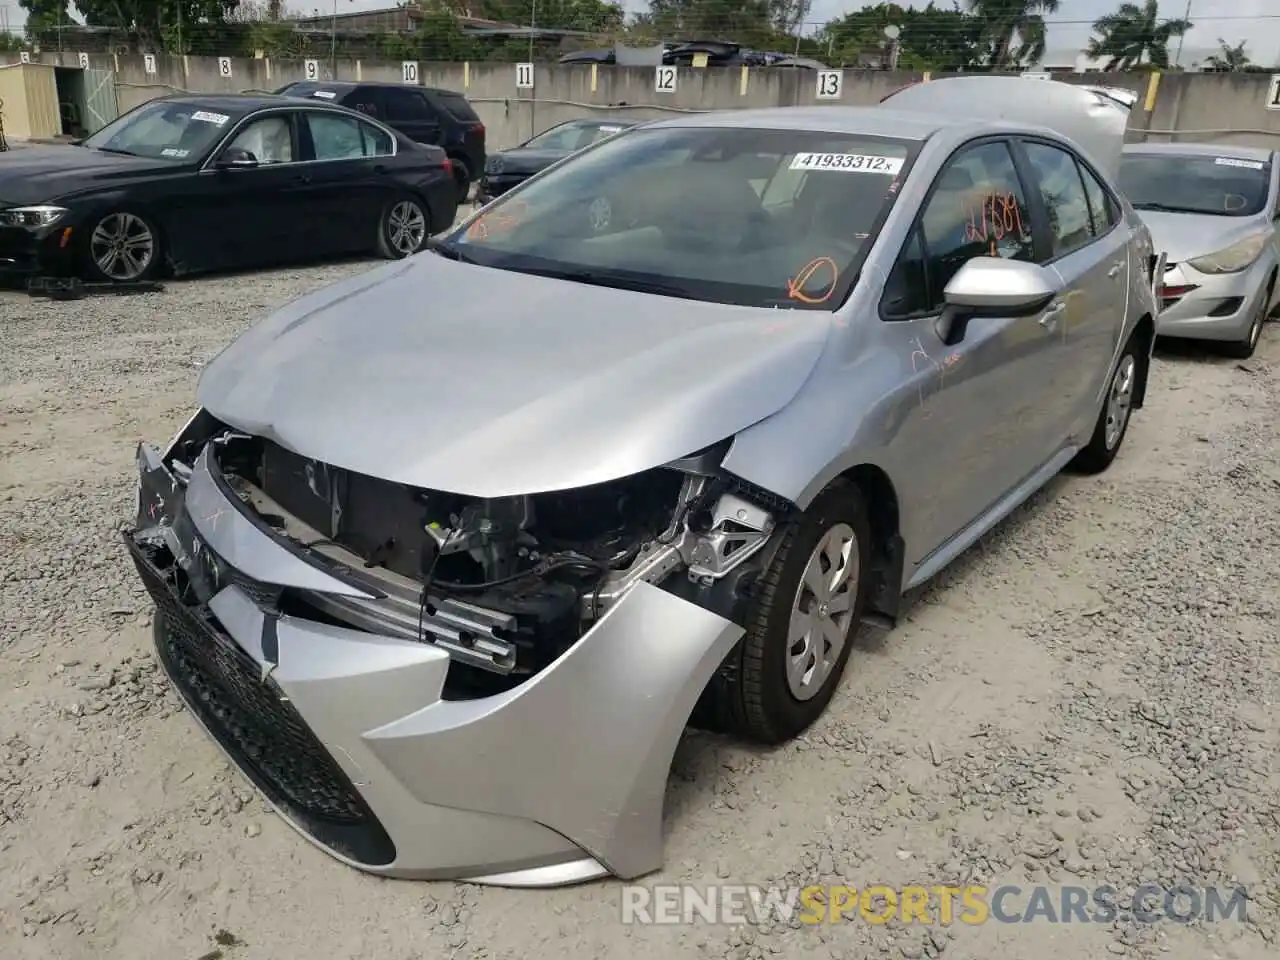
<box><xmin>1119</xmin><ymin>142</ymin><xmax>1280</xmax><ymax>358</ymax></box>
<box><xmin>124</xmin><ymin>78</ymin><xmax>1159</xmax><ymax>887</ymax></box>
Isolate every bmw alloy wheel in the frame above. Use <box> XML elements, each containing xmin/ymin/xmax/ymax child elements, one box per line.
<box><xmin>387</xmin><ymin>200</ymin><xmax>427</xmax><ymax>255</ymax></box>
<box><xmin>90</xmin><ymin>213</ymin><xmax>155</xmax><ymax>281</ymax></box>
<box><xmin>787</xmin><ymin>523</ymin><xmax>860</xmax><ymax>701</ymax></box>
<box><xmin>1104</xmin><ymin>353</ymin><xmax>1136</xmax><ymax>451</ymax></box>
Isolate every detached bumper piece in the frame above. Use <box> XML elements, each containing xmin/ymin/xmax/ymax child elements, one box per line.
<box><xmin>126</xmin><ymin>535</ymin><xmax>395</xmax><ymax>866</ymax></box>
<box><xmin>126</xmin><ymin>439</ymin><xmax>744</xmax><ymax>884</ymax></box>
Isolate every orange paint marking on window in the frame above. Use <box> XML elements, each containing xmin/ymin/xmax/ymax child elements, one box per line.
<box><xmin>466</xmin><ymin>199</ymin><xmax>529</xmax><ymax>240</ymax></box>
<box><xmin>785</xmin><ymin>256</ymin><xmax>839</xmax><ymax>305</ymax></box>
<box><xmin>965</xmin><ymin>192</ymin><xmax>1026</xmax><ymax>253</ymax></box>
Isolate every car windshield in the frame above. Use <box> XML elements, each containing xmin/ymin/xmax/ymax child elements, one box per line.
<box><xmin>445</xmin><ymin>126</ymin><xmax>915</xmax><ymax>309</ymax></box>
<box><xmin>524</xmin><ymin>120</ymin><xmax>629</xmax><ymax>151</ymax></box>
<box><xmin>81</xmin><ymin>100</ymin><xmax>239</xmax><ymax>161</ymax></box>
<box><xmin>1119</xmin><ymin>153</ymin><xmax>1272</xmax><ymax>217</ymax></box>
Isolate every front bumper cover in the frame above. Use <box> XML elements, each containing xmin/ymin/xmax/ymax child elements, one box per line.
<box><xmin>127</xmin><ymin>440</ymin><xmax>743</xmax><ymax>885</ymax></box>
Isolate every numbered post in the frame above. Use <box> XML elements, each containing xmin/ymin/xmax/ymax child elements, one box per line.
<box><xmin>217</xmin><ymin>56</ymin><xmax>233</xmax><ymax>78</ymax></box>
<box><xmin>143</xmin><ymin>53</ymin><xmax>157</xmax><ymax>75</ymax></box>
<box><xmin>401</xmin><ymin>61</ymin><xmax>419</xmax><ymax>85</ymax></box>
<box><xmin>654</xmin><ymin>65</ymin><xmax>677</xmax><ymax>94</ymax></box>
<box><xmin>1268</xmin><ymin>74</ymin><xmax>1280</xmax><ymax>111</ymax></box>
<box><xmin>78</xmin><ymin>52</ymin><xmax>90</xmax><ymax>69</ymax></box>
<box><xmin>515</xmin><ymin>62</ymin><xmax>534</xmax><ymax>89</ymax></box>
<box><xmin>19</xmin><ymin>51</ymin><xmax>30</xmax><ymax>64</ymax></box>
<box><xmin>304</xmin><ymin>59</ymin><xmax>319</xmax><ymax>81</ymax></box>
<box><xmin>815</xmin><ymin>70</ymin><xmax>843</xmax><ymax>100</ymax></box>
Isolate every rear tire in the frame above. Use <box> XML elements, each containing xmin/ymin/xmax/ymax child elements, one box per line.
<box><xmin>1071</xmin><ymin>334</ymin><xmax>1140</xmax><ymax>474</ymax></box>
<box><xmin>376</xmin><ymin>197</ymin><xmax>430</xmax><ymax>260</ymax></box>
<box><xmin>711</xmin><ymin>481</ymin><xmax>871</xmax><ymax>745</ymax></box>
<box><xmin>450</xmin><ymin>159</ymin><xmax>472</xmax><ymax>204</ymax></box>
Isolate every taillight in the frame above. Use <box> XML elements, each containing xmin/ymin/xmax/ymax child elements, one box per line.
<box><xmin>474</xmin><ymin>122</ymin><xmax>485</xmax><ymax>137</ymax></box>
<box><xmin>442</xmin><ymin>158</ymin><xmax>453</xmax><ymax>175</ymax></box>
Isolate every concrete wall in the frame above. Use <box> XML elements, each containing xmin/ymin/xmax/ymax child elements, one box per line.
<box><xmin>5</xmin><ymin>52</ymin><xmax>1280</xmax><ymax>151</ymax></box>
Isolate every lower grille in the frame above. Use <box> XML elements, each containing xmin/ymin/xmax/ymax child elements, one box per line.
<box><xmin>125</xmin><ymin>533</ymin><xmax>395</xmax><ymax>866</ymax></box>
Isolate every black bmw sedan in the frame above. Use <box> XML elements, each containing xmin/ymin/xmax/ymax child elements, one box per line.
<box><xmin>476</xmin><ymin>118</ymin><xmax>639</xmax><ymax>203</ymax></box>
<box><xmin>0</xmin><ymin>94</ymin><xmax>458</xmax><ymax>281</ymax></box>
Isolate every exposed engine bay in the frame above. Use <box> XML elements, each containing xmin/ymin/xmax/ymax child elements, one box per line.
<box><xmin>152</xmin><ymin>416</ymin><xmax>789</xmax><ymax>697</ymax></box>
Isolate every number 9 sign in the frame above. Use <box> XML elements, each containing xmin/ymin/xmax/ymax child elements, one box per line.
<box><xmin>305</xmin><ymin>59</ymin><xmax>319</xmax><ymax>81</ymax></box>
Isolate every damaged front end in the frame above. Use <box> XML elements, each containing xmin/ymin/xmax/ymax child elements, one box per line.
<box><xmin>126</xmin><ymin>411</ymin><xmax>791</xmax><ymax>883</ymax></box>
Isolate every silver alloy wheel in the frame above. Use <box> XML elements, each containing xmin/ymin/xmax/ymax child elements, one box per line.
<box><xmin>787</xmin><ymin>522</ymin><xmax>859</xmax><ymax>701</ymax></box>
<box><xmin>1104</xmin><ymin>353</ymin><xmax>1136</xmax><ymax>451</ymax></box>
<box><xmin>89</xmin><ymin>212</ymin><xmax>154</xmax><ymax>281</ymax></box>
<box><xmin>387</xmin><ymin>200</ymin><xmax>427</xmax><ymax>255</ymax></box>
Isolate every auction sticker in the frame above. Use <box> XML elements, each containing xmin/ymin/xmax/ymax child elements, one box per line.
<box><xmin>791</xmin><ymin>152</ymin><xmax>903</xmax><ymax>174</ymax></box>
<box><xmin>161</xmin><ymin>148</ymin><xmax>190</xmax><ymax>158</ymax></box>
<box><xmin>191</xmin><ymin>110</ymin><xmax>230</xmax><ymax>125</ymax></box>
<box><xmin>312</xmin><ymin>90</ymin><xmax>337</xmax><ymax>99</ymax></box>
<box><xmin>1214</xmin><ymin>157</ymin><xmax>1264</xmax><ymax>170</ymax></box>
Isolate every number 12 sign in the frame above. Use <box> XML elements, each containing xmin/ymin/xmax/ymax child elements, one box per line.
<box><xmin>655</xmin><ymin>65</ymin><xmax>677</xmax><ymax>93</ymax></box>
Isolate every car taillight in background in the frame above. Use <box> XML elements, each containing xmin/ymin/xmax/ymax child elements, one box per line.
<box><xmin>442</xmin><ymin>158</ymin><xmax>453</xmax><ymax>176</ymax></box>
<box><xmin>473</xmin><ymin>122</ymin><xmax>485</xmax><ymax>137</ymax></box>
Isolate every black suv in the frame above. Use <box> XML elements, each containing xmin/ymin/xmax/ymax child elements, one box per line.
<box><xmin>274</xmin><ymin>81</ymin><xmax>485</xmax><ymax>202</ymax></box>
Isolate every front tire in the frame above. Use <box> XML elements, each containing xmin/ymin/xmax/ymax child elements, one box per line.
<box><xmin>82</xmin><ymin>210</ymin><xmax>163</xmax><ymax>282</ymax></box>
<box><xmin>376</xmin><ymin>197</ymin><xmax>430</xmax><ymax>260</ymax></box>
<box><xmin>714</xmin><ymin>481</ymin><xmax>871</xmax><ymax>744</ymax></box>
<box><xmin>1071</xmin><ymin>335</ymin><xmax>1140</xmax><ymax>474</ymax></box>
<box><xmin>1222</xmin><ymin>290</ymin><xmax>1268</xmax><ymax>360</ymax></box>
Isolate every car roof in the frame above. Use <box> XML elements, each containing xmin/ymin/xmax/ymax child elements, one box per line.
<box><xmin>1122</xmin><ymin>142</ymin><xmax>1275</xmax><ymax>161</ymax></box>
<box><xmin>282</xmin><ymin>80</ymin><xmax>467</xmax><ymax>98</ymax></box>
<box><xmin>646</xmin><ymin>106</ymin><xmax>986</xmax><ymax>141</ymax></box>
<box><xmin>156</xmin><ymin>93</ymin><xmax>289</xmax><ymax>113</ymax></box>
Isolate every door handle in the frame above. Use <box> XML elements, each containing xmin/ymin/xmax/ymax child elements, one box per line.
<box><xmin>1039</xmin><ymin>302</ymin><xmax>1066</xmax><ymax>330</ymax></box>
<box><xmin>1107</xmin><ymin>261</ymin><xmax>1124</xmax><ymax>279</ymax></box>
<box><xmin>292</xmin><ymin>173</ymin><xmax>311</xmax><ymax>184</ymax></box>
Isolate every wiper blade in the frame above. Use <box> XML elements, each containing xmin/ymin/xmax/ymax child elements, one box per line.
<box><xmin>426</xmin><ymin>238</ymin><xmax>481</xmax><ymax>264</ymax></box>
<box><xmin>512</xmin><ymin>266</ymin><xmax>695</xmax><ymax>298</ymax></box>
<box><xmin>1131</xmin><ymin>201</ymin><xmax>1205</xmax><ymax>214</ymax></box>
<box><xmin>94</xmin><ymin>147</ymin><xmax>138</xmax><ymax>156</ymax></box>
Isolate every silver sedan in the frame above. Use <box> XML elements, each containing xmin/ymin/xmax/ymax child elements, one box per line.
<box><xmin>1120</xmin><ymin>142</ymin><xmax>1279</xmax><ymax>358</ymax></box>
<box><xmin>125</xmin><ymin>77</ymin><xmax>1160</xmax><ymax>887</ymax></box>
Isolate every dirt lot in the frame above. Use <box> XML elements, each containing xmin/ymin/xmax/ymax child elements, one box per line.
<box><xmin>1</xmin><ymin>264</ymin><xmax>1277</xmax><ymax>960</ymax></box>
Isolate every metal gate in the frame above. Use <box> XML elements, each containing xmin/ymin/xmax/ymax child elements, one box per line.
<box><xmin>83</xmin><ymin>68</ymin><xmax>119</xmax><ymax>134</ymax></box>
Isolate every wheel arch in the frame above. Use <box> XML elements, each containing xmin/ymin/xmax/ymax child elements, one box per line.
<box><xmin>834</xmin><ymin>463</ymin><xmax>905</xmax><ymax>625</ymax></box>
<box><xmin>1130</xmin><ymin>312</ymin><xmax>1155</xmax><ymax>409</ymax></box>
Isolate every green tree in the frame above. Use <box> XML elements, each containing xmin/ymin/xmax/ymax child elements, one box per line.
<box><xmin>73</xmin><ymin>0</ymin><xmax>241</xmax><ymax>52</ymax></box>
<box><xmin>18</xmin><ymin>0</ymin><xmax>72</xmax><ymax>39</ymax></box>
<box><xmin>966</xmin><ymin>0</ymin><xmax>1058</xmax><ymax>69</ymax></box>
<box><xmin>1202</xmin><ymin>38</ymin><xmax>1249</xmax><ymax>72</ymax></box>
<box><xmin>1085</xmin><ymin>0</ymin><xmax>1192</xmax><ymax>70</ymax></box>
<box><xmin>819</xmin><ymin>3</ymin><xmax>989</xmax><ymax>71</ymax></box>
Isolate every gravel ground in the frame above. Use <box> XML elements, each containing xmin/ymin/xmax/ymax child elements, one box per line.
<box><xmin>1</xmin><ymin>262</ymin><xmax>1277</xmax><ymax>960</ymax></box>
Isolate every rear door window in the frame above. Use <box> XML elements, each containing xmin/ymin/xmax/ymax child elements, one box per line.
<box><xmin>342</xmin><ymin>87</ymin><xmax>383</xmax><ymax>119</ymax></box>
<box><xmin>383</xmin><ymin>88</ymin><xmax>435</xmax><ymax>123</ymax></box>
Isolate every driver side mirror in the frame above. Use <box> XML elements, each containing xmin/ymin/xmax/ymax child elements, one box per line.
<box><xmin>937</xmin><ymin>257</ymin><xmax>1058</xmax><ymax>345</ymax></box>
<box><xmin>215</xmin><ymin>147</ymin><xmax>259</xmax><ymax>169</ymax></box>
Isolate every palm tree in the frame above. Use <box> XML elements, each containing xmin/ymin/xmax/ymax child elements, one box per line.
<box><xmin>1202</xmin><ymin>38</ymin><xmax>1250</xmax><ymax>72</ymax></box>
<box><xmin>1086</xmin><ymin>0</ymin><xmax>1193</xmax><ymax>71</ymax></box>
<box><xmin>966</xmin><ymin>0</ymin><xmax>1060</xmax><ymax>69</ymax></box>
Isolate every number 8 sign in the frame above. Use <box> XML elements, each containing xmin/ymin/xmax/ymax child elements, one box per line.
<box><xmin>217</xmin><ymin>56</ymin><xmax>233</xmax><ymax>78</ymax></box>
<box><xmin>78</xmin><ymin>52</ymin><xmax>90</xmax><ymax>69</ymax></box>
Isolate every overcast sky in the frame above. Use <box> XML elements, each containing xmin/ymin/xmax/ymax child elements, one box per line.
<box><xmin>1</xmin><ymin>0</ymin><xmax>1276</xmax><ymax>65</ymax></box>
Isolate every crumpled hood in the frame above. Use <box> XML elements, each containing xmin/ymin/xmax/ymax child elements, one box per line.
<box><xmin>1136</xmin><ymin>210</ymin><xmax>1271</xmax><ymax>263</ymax></box>
<box><xmin>0</xmin><ymin>146</ymin><xmax>174</xmax><ymax>204</ymax></box>
<box><xmin>197</xmin><ymin>255</ymin><xmax>831</xmax><ymax>497</ymax></box>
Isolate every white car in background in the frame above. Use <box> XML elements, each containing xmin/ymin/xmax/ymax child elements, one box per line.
<box><xmin>1119</xmin><ymin>142</ymin><xmax>1280</xmax><ymax>358</ymax></box>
